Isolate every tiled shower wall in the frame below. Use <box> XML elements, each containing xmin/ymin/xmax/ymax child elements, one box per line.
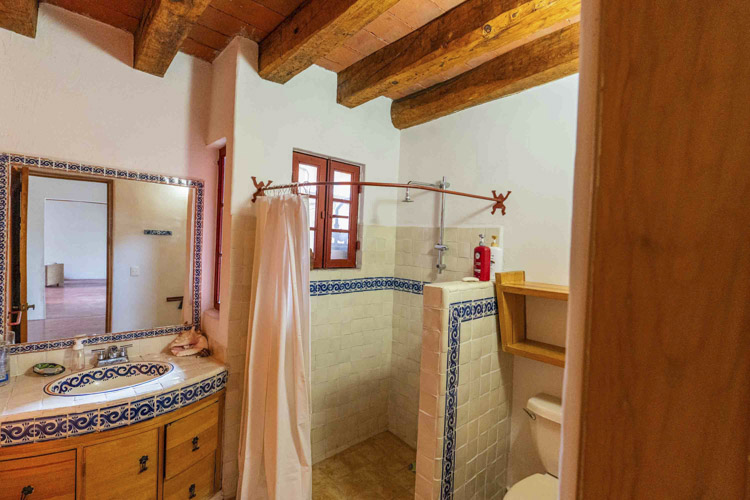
<box><xmin>309</xmin><ymin>225</ymin><xmax>396</xmax><ymax>463</ymax></box>
<box><xmin>214</xmin><ymin>220</ymin><xmax>504</xmax><ymax>493</ymax></box>
<box><xmin>390</xmin><ymin>227</ymin><xmax>502</xmax><ymax>448</ymax></box>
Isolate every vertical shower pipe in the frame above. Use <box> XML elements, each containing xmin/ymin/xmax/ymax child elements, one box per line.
<box><xmin>407</xmin><ymin>178</ymin><xmax>449</xmax><ymax>273</ymax></box>
<box><xmin>435</xmin><ymin>176</ymin><xmax>448</xmax><ymax>273</ymax></box>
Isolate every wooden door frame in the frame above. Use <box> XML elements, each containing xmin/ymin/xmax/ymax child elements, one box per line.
<box><xmin>15</xmin><ymin>168</ymin><xmax>114</xmax><ymax>335</ymax></box>
<box><xmin>562</xmin><ymin>1</ymin><xmax>750</xmax><ymax>497</ymax></box>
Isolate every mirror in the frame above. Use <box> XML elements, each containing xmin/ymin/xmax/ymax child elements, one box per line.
<box><xmin>3</xmin><ymin>156</ymin><xmax>202</xmax><ymax>346</ymax></box>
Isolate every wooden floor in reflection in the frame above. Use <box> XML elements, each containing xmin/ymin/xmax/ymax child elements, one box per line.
<box><xmin>313</xmin><ymin>431</ymin><xmax>416</xmax><ymax>500</ymax></box>
<box><xmin>27</xmin><ymin>279</ymin><xmax>106</xmax><ymax>341</ymax></box>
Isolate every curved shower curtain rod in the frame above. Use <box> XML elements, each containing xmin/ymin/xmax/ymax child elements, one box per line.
<box><xmin>251</xmin><ymin>176</ymin><xmax>512</xmax><ymax>215</ymax></box>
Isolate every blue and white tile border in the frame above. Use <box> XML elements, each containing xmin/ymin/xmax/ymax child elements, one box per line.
<box><xmin>8</xmin><ymin>324</ymin><xmax>194</xmax><ymax>356</ymax></box>
<box><xmin>0</xmin><ymin>370</ymin><xmax>227</xmax><ymax>446</ymax></box>
<box><xmin>310</xmin><ymin>276</ymin><xmax>425</xmax><ymax>296</ymax></box>
<box><xmin>440</xmin><ymin>297</ymin><xmax>498</xmax><ymax>500</ymax></box>
<box><xmin>0</xmin><ymin>152</ymin><xmax>204</xmax><ymax>355</ymax></box>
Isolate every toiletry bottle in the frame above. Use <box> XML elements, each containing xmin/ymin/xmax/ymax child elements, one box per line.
<box><xmin>489</xmin><ymin>235</ymin><xmax>503</xmax><ymax>279</ymax></box>
<box><xmin>474</xmin><ymin>234</ymin><xmax>491</xmax><ymax>281</ymax></box>
<box><xmin>72</xmin><ymin>337</ymin><xmax>85</xmax><ymax>371</ymax></box>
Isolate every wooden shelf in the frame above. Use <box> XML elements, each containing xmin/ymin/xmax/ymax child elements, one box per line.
<box><xmin>499</xmin><ymin>281</ymin><xmax>569</xmax><ymax>301</ymax></box>
<box><xmin>495</xmin><ymin>271</ymin><xmax>568</xmax><ymax>367</ymax></box>
<box><xmin>505</xmin><ymin>340</ymin><xmax>566</xmax><ymax>367</ymax></box>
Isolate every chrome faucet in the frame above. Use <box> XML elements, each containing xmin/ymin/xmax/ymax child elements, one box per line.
<box><xmin>92</xmin><ymin>344</ymin><xmax>132</xmax><ymax>367</ymax></box>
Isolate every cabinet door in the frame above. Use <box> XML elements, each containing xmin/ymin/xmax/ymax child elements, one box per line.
<box><xmin>163</xmin><ymin>453</ymin><xmax>215</xmax><ymax>500</ymax></box>
<box><xmin>0</xmin><ymin>450</ymin><xmax>76</xmax><ymax>500</ymax></box>
<box><xmin>83</xmin><ymin>429</ymin><xmax>158</xmax><ymax>500</ymax></box>
<box><xmin>165</xmin><ymin>402</ymin><xmax>219</xmax><ymax>479</ymax></box>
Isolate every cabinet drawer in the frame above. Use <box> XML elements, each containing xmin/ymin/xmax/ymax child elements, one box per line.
<box><xmin>163</xmin><ymin>453</ymin><xmax>215</xmax><ymax>500</ymax></box>
<box><xmin>0</xmin><ymin>450</ymin><xmax>75</xmax><ymax>500</ymax></box>
<box><xmin>165</xmin><ymin>401</ymin><xmax>219</xmax><ymax>479</ymax></box>
<box><xmin>83</xmin><ymin>428</ymin><xmax>159</xmax><ymax>500</ymax></box>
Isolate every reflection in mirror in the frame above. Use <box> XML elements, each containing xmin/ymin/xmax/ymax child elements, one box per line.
<box><xmin>10</xmin><ymin>168</ymin><xmax>193</xmax><ymax>344</ymax></box>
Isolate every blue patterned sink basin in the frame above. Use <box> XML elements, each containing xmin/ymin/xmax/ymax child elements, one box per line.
<box><xmin>44</xmin><ymin>362</ymin><xmax>174</xmax><ymax>396</ymax></box>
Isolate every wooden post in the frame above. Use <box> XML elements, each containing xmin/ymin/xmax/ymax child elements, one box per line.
<box><xmin>563</xmin><ymin>0</ymin><xmax>750</xmax><ymax>497</ymax></box>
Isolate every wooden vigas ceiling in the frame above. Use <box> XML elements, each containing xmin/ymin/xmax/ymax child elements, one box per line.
<box><xmin>0</xmin><ymin>0</ymin><xmax>581</xmax><ymax>128</ymax></box>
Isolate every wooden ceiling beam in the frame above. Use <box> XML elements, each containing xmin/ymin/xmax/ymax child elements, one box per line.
<box><xmin>390</xmin><ymin>23</ymin><xmax>579</xmax><ymax>129</ymax></box>
<box><xmin>259</xmin><ymin>0</ymin><xmax>400</xmax><ymax>84</ymax></box>
<box><xmin>0</xmin><ymin>0</ymin><xmax>38</xmax><ymax>38</ymax></box>
<box><xmin>338</xmin><ymin>0</ymin><xmax>580</xmax><ymax>108</ymax></box>
<box><xmin>134</xmin><ymin>0</ymin><xmax>212</xmax><ymax>77</ymax></box>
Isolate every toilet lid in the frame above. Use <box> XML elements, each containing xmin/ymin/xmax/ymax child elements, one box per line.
<box><xmin>504</xmin><ymin>473</ymin><xmax>558</xmax><ymax>500</ymax></box>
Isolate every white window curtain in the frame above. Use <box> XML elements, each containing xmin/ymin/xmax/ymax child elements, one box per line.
<box><xmin>237</xmin><ymin>195</ymin><xmax>312</xmax><ymax>500</ymax></box>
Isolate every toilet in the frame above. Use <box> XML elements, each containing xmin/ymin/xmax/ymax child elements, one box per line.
<box><xmin>504</xmin><ymin>394</ymin><xmax>562</xmax><ymax>500</ymax></box>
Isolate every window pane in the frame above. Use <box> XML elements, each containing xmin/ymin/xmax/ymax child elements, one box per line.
<box><xmin>333</xmin><ymin>171</ymin><xmax>352</xmax><ymax>200</ymax></box>
<box><xmin>331</xmin><ymin>201</ymin><xmax>350</xmax><ymax>217</ymax></box>
<box><xmin>332</xmin><ymin>217</ymin><xmax>349</xmax><ymax>230</ymax></box>
<box><xmin>308</xmin><ymin>198</ymin><xmax>317</xmax><ymax>227</ymax></box>
<box><xmin>330</xmin><ymin>231</ymin><xmax>349</xmax><ymax>260</ymax></box>
<box><xmin>299</xmin><ymin>163</ymin><xmax>318</xmax><ymax>195</ymax></box>
<box><xmin>309</xmin><ymin>230</ymin><xmax>315</xmax><ymax>252</ymax></box>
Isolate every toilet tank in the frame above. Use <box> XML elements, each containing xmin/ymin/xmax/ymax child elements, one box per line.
<box><xmin>526</xmin><ymin>394</ymin><xmax>562</xmax><ymax>477</ymax></box>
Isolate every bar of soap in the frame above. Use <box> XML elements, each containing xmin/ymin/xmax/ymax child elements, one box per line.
<box><xmin>462</xmin><ymin>277</ymin><xmax>479</xmax><ymax>282</ymax></box>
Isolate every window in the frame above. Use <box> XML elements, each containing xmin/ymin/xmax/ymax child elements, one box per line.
<box><xmin>213</xmin><ymin>146</ymin><xmax>226</xmax><ymax>309</ymax></box>
<box><xmin>292</xmin><ymin>151</ymin><xmax>360</xmax><ymax>269</ymax></box>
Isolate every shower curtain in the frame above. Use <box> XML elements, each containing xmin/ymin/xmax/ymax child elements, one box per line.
<box><xmin>237</xmin><ymin>195</ymin><xmax>312</xmax><ymax>500</ymax></box>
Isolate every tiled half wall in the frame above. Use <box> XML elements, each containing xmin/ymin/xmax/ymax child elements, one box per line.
<box><xmin>415</xmin><ymin>282</ymin><xmax>513</xmax><ymax>500</ymax></box>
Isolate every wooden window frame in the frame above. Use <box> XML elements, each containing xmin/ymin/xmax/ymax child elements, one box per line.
<box><xmin>213</xmin><ymin>147</ymin><xmax>225</xmax><ymax>310</ymax></box>
<box><xmin>292</xmin><ymin>152</ymin><xmax>360</xmax><ymax>269</ymax></box>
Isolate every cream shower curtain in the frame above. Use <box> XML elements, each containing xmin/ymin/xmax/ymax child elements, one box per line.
<box><xmin>237</xmin><ymin>195</ymin><xmax>312</xmax><ymax>500</ymax></box>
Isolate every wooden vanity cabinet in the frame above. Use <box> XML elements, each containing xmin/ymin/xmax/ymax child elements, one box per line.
<box><xmin>0</xmin><ymin>391</ymin><xmax>224</xmax><ymax>500</ymax></box>
<box><xmin>0</xmin><ymin>450</ymin><xmax>76</xmax><ymax>500</ymax></box>
<box><xmin>83</xmin><ymin>429</ymin><xmax>159</xmax><ymax>500</ymax></box>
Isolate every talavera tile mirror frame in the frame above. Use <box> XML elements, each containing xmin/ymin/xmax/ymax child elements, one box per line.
<box><xmin>0</xmin><ymin>152</ymin><xmax>204</xmax><ymax>355</ymax></box>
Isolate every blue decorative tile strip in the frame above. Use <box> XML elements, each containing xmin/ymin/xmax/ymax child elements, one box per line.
<box><xmin>129</xmin><ymin>397</ymin><xmax>156</xmax><ymax>424</ymax></box>
<box><xmin>0</xmin><ymin>152</ymin><xmax>204</xmax><ymax>350</ymax></box>
<box><xmin>441</xmin><ymin>296</ymin><xmax>497</xmax><ymax>500</ymax></box>
<box><xmin>0</xmin><ymin>370</ymin><xmax>226</xmax><ymax>446</ymax></box>
<box><xmin>310</xmin><ymin>277</ymin><xmax>425</xmax><ymax>296</ymax></box>
<box><xmin>98</xmin><ymin>404</ymin><xmax>129</xmax><ymax>431</ymax></box>
<box><xmin>9</xmin><ymin>324</ymin><xmax>193</xmax><ymax>356</ymax></box>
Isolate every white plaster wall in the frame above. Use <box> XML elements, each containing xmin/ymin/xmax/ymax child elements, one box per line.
<box><xmin>44</xmin><ymin>199</ymin><xmax>107</xmax><ymax>279</ymax></box>
<box><xmin>231</xmin><ymin>38</ymin><xmax>401</xmax><ymax>223</ymax></box>
<box><xmin>398</xmin><ymin>75</ymin><xmax>579</xmax><ymax>486</ymax></box>
<box><xmin>27</xmin><ymin>176</ymin><xmax>107</xmax><ymax>321</ymax></box>
<box><xmin>0</xmin><ymin>4</ymin><xmax>217</xmax><ymax>315</ymax></box>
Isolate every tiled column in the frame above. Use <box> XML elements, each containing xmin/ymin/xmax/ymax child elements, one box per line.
<box><xmin>416</xmin><ymin>282</ymin><xmax>513</xmax><ymax>500</ymax></box>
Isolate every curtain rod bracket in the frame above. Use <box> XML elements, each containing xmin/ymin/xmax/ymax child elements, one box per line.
<box><xmin>491</xmin><ymin>190</ymin><xmax>512</xmax><ymax>215</ymax></box>
<box><xmin>251</xmin><ymin>176</ymin><xmax>272</xmax><ymax>203</ymax></box>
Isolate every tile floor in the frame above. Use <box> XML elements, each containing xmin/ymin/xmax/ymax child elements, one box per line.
<box><xmin>313</xmin><ymin>431</ymin><xmax>417</xmax><ymax>500</ymax></box>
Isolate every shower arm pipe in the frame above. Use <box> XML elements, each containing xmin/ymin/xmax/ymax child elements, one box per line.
<box><xmin>251</xmin><ymin>177</ymin><xmax>512</xmax><ymax>215</ymax></box>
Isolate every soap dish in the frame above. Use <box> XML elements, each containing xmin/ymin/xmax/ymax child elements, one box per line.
<box><xmin>33</xmin><ymin>363</ymin><xmax>65</xmax><ymax>376</ymax></box>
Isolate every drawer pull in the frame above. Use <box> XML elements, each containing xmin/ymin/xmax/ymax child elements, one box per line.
<box><xmin>189</xmin><ymin>484</ymin><xmax>196</xmax><ymax>499</ymax></box>
<box><xmin>20</xmin><ymin>485</ymin><xmax>34</xmax><ymax>500</ymax></box>
<box><xmin>139</xmin><ymin>455</ymin><xmax>149</xmax><ymax>473</ymax></box>
<box><xmin>192</xmin><ymin>436</ymin><xmax>200</xmax><ymax>451</ymax></box>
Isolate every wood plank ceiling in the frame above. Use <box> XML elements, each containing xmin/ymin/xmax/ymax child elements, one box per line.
<box><xmin>2</xmin><ymin>0</ymin><xmax>581</xmax><ymax>127</ymax></box>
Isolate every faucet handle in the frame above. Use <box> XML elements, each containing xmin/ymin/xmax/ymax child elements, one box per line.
<box><xmin>91</xmin><ymin>349</ymin><xmax>105</xmax><ymax>361</ymax></box>
<box><xmin>119</xmin><ymin>344</ymin><xmax>133</xmax><ymax>358</ymax></box>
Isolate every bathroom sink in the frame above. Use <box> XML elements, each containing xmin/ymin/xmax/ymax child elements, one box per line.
<box><xmin>44</xmin><ymin>361</ymin><xmax>174</xmax><ymax>396</ymax></box>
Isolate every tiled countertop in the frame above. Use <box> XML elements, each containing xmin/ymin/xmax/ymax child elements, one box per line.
<box><xmin>0</xmin><ymin>354</ymin><xmax>227</xmax><ymax>447</ymax></box>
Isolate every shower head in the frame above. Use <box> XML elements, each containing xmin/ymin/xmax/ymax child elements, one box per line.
<box><xmin>403</xmin><ymin>187</ymin><xmax>414</xmax><ymax>202</ymax></box>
